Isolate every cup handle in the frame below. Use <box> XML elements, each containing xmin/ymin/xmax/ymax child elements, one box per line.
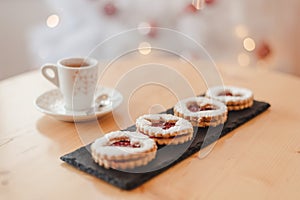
<box><xmin>41</xmin><ymin>64</ymin><xmax>59</xmax><ymax>87</ymax></box>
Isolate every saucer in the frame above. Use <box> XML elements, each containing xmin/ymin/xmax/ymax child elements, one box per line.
<box><xmin>34</xmin><ymin>87</ymin><xmax>123</xmax><ymax>122</ymax></box>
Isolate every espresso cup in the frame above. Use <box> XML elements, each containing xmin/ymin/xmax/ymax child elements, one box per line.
<box><xmin>41</xmin><ymin>57</ymin><xmax>98</xmax><ymax>111</ymax></box>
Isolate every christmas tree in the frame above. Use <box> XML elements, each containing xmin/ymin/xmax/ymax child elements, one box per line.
<box><xmin>30</xmin><ymin>0</ymin><xmax>300</xmax><ymax>75</ymax></box>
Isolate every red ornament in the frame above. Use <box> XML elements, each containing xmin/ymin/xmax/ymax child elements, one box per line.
<box><xmin>205</xmin><ymin>0</ymin><xmax>215</xmax><ymax>5</ymax></box>
<box><xmin>256</xmin><ymin>41</ymin><xmax>271</xmax><ymax>60</ymax></box>
<box><xmin>148</xmin><ymin>22</ymin><xmax>157</xmax><ymax>38</ymax></box>
<box><xmin>185</xmin><ymin>3</ymin><xmax>198</xmax><ymax>13</ymax></box>
<box><xmin>103</xmin><ymin>2</ymin><xmax>117</xmax><ymax>16</ymax></box>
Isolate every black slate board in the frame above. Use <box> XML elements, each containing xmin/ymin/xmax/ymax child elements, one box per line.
<box><xmin>61</xmin><ymin>100</ymin><xmax>270</xmax><ymax>190</ymax></box>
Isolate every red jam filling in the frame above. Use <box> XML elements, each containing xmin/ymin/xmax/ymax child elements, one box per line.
<box><xmin>218</xmin><ymin>90</ymin><xmax>233</xmax><ymax>96</ymax></box>
<box><xmin>111</xmin><ymin>140</ymin><xmax>140</xmax><ymax>148</ymax></box>
<box><xmin>162</xmin><ymin>122</ymin><xmax>176</xmax><ymax>130</ymax></box>
<box><xmin>150</xmin><ymin>120</ymin><xmax>176</xmax><ymax>130</ymax></box>
<box><xmin>187</xmin><ymin>102</ymin><xmax>217</xmax><ymax>112</ymax></box>
<box><xmin>187</xmin><ymin>103</ymin><xmax>201</xmax><ymax>112</ymax></box>
<box><xmin>200</xmin><ymin>104</ymin><xmax>217</xmax><ymax>111</ymax></box>
<box><xmin>218</xmin><ymin>90</ymin><xmax>242</xmax><ymax>97</ymax></box>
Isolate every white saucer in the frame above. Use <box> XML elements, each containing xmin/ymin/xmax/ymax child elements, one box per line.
<box><xmin>34</xmin><ymin>87</ymin><xmax>123</xmax><ymax>122</ymax></box>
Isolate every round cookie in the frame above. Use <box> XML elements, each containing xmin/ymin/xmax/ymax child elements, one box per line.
<box><xmin>206</xmin><ymin>86</ymin><xmax>254</xmax><ymax>111</ymax></box>
<box><xmin>91</xmin><ymin>131</ymin><xmax>157</xmax><ymax>169</ymax></box>
<box><xmin>136</xmin><ymin>114</ymin><xmax>194</xmax><ymax>145</ymax></box>
<box><xmin>174</xmin><ymin>97</ymin><xmax>227</xmax><ymax>127</ymax></box>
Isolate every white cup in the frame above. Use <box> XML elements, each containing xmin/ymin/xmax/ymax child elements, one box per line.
<box><xmin>41</xmin><ymin>57</ymin><xmax>98</xmax><ymax>111</ymax></box>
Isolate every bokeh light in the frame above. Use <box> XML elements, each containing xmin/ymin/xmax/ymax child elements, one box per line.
<box><xmin>138</xmin><ymin>22</ymin><xmax>151</xmax><ymax>35</ymax></box>
<box><xmin>138</xmin><ymin>42</ymin><xmax>152</xmax><ymax>55</ymax></box>
<box><xmin>243</xmin><ymin>37</ymin><xmax>256</xmax><ymax>52</ymax></box>
<box><xmin>46</xmin><ymin>14</ymin><xmax>60</xmax><ymax>28</ymax></box>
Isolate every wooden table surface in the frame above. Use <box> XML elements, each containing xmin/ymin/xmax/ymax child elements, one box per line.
<box><xmin>1</xmin><ymin>58</ymin><xmax>300</xmax><ymax>200</ymax></box>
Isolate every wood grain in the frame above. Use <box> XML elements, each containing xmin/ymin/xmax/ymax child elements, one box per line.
<box><xmin>1</xmin><ymin>58</ymin><xmax>300</xmax><ymax>199</ymax></box>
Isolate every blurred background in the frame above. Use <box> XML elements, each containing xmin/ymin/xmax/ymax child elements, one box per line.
<box><xmin>1</xmin><ymin>0</ymin><xmax>300</xmax><ymax>80</ymax></box>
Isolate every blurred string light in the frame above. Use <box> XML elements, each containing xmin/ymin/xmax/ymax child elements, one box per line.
<box><xmin>243</xmin><ymin>37</ymin><xmax>256</xmax><ymax>52</ymax></box>
<box><xmin>234</xmin><ymin>25</ymin><xmax>256</xmax><ymax>66</ymax></box>
<box><xmin>238</xmin><ymin>53</ymin><xmax>250</xmax><ymax>67</ymax></box>
<box><xmin>138</xmin><ymin>42</ymin><xmax>152</xmax><ymax>55</ymax></box>
<box><xmin>46</xmin><ymin>14</ymin><xmax>60</xmax><ymax>28</ymax></box>
<box><xmin>234</xmin><ymin>25</ymin><xmax>248</xmax><ymax>39</ymax></box>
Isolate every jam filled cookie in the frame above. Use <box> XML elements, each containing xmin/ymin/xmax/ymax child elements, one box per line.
<box><xmin>206</xmin><ymin>86</ymin><xmax>254</xmax><ymax>111</ymax></box>
<box><xmin>91</xmin><ymin>131</ymin><xmax>157</xmax><ymax>169</ymax></box>
<box><xmin>136</xmin><ymin>114</ymin><xmax>193</xmax><ymax>145</ymax></box>
<box><xmin>174</xmin><ymin>97</ymin><xmax>227</xmax><ymax>127</ymax></box>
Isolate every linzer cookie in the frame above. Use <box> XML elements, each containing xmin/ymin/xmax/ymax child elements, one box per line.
<box><xmin>91</xmin><ymin>131</ymin><xmax>157</xmax><ymax>169</ymax></box>
<box><xmin>136</xmin><ymin>114</ymin><xmax>193</xmax><ymax>145</ymax></box>
<box><xmin>174</xmin><ymin>97</ymin><xmax>227</xmax><ymax>127</ymax></box>
<box><xmin>206</xmin><ymin>86</ymin><xmax>254</xmax><ymax>111</ymax></box>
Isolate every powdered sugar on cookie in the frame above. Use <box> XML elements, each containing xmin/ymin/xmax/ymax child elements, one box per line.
<box><xmin>174</xmin><ymin>97</ymin><xmax>228</xmax><ymax>127</ymax></box>
<box><xmin>91</xmin><ymin>131</ymin><xmax>156</xmax><ymax>158</ymax></box>
<box><xmin>206</xmin><ymin>86</ymin><xmax>254</xmax><ymax>111</ymax></box>
<box><xmin>136</xmin><ymin>114</ymin><xmax>194</xmax><ymax>145</ymax></box>
<box><xmin>206</xmin><ymin>85</ymin><xmax>253</xmax><ymax>103</ymax></box>
<box><xmin>136</xmin><ymin>114</ymin><xmax>193</xmax><ymax>137</ymax></box>
<box><xmin>174</xmin><ymin>97</ymin><xmax>227</xmax><ymax>118</ymax></box>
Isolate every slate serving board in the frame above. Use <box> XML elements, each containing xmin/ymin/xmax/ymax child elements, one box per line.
<box><xmin>61</xmin><ymin>100</ymin><xmax>270</xmax><ymax>190</ymax></box>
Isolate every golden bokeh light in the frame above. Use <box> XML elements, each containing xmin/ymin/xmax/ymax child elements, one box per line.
<box><xmin>243</xmin><ymin>37</ymin><xmax>256</xmax><ymax>52</ymax></box>
<box><xmin>138</xmin><ymin>42</ymin><xmax>152</xmax><ymax>55</ymax></box>
<box><xmin>46</xmin><ymin>14</ymin><xmax>60</xmax><ymax>28</ymax></box>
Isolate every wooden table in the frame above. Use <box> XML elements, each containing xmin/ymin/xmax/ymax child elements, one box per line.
<box><xmin>1</xmin><ymin>58</ymin><xmax>300</xmax><ymax>200</ymax></box>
